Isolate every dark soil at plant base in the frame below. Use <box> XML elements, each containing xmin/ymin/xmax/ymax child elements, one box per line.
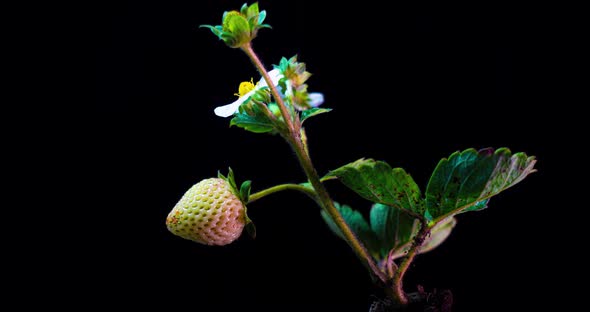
<box><xmin>369</xmin><ymin>287</ymin><xmax>453</xmax><ymax>312</ymax></box>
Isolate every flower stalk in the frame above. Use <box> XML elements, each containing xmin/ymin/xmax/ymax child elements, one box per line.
<box><xmin>247</xmin><ymin>183</ymin><xmax>317</xmax><ymax>204</ymax></box>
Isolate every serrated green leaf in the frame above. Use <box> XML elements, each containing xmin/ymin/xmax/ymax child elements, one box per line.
<box><xmin>301</xmin><ymin>108</ymin><xmax>331</xmax><ymax>123</ymax></box>
<box><xmin>425</xmin><ymin>148</ymin><xmax>536</xmax><ymax>223</ymax></box>
<box><xmin>329</xmin><ymin>159</ymin><xmax>423</xmax><ymax>215</ymax></box>
<box><xmin>370</xmin><ymin>203</ymin><xmax>419</xmax><ymax>258</ymax></box>
<box><xmin>320</xmin><ymin>202</ymin><xmax>380</xmax><ymax>257</ymax></box>
<box><xmin>240</xmin><ymin>180</ymin><xmax>252</xmax><ymax>203</ymax></box>
<box><xmin>230</xmin><ymin>101</ymin><xmax>276</xmax><ymax>133</ymax></box>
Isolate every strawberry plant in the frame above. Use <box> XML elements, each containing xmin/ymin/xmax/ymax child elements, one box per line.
<box><xmin>166</xmin><ymin>3</ymin><xmax>536</xmax><ymax>311</ymax></box>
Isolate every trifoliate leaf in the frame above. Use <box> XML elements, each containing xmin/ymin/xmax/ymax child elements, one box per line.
<box><xmin>425</xmin><ymin>148</ymin><xmax>536</xmax><ymax>224</ymax></box>
<box><xmin>328</xmin><ymin>159</ymin><xmax>423</xmax><ymax>215</ymax></box>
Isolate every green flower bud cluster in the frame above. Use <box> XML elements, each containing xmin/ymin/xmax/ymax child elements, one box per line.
<box><xmin>201</xmin><ymin>2</ymin><xmax>271</xmax><ymax>48</ymax></box>
<box><xmin>276</xmin><ymin>56</ymin><xmax>316</xmax><ymax>110</ymax></box>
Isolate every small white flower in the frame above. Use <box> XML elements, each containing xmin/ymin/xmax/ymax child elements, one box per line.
<box><xmin>283</xmin><ymin>80</ymin><xmax>324</xmax><ymax>109</ymax></box>
<box><xmin>214</xmin><ymin>69</ymin><xmax>283</xmax><ymax>117</ymax></box>
<box><xmin>308</xmin><ymin>93</ymin><xmax>324</xmax><ymax>107</ymax></box>
<box><xmin>214</xmin><ymin>68</ymin><xmax>325</xmax><ymax>117</ymax></box>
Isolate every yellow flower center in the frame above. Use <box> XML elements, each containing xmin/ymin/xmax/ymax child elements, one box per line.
<box><xmin>234</xmin><ymin>78</ymin><xmax>255</xmax><ymax>97</ymax></box>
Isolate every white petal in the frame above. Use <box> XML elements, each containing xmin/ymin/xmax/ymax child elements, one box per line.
<box><xmin>214</xmin><ymin>97</ymin><xmax>247</xmax><ymax>117</ymax></box>
<box><xmin>258</xmin><ymin>68</ymin><xmax>283</xmax><ymax>87</ymax></box>
<box><xmin>308</xmin><ymin>93</ymin><xmax>324</xmax><ymax>107</ymax></box>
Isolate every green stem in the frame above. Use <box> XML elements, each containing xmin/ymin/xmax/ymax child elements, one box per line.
<box><xmin>390</xmin><ymin>219</ymin><xmax>430</xmax><ymax>305</ymax></box>
<box><xmin>248</xmin><ymin>183</ymin><xmax>317</xmax><ymax>204</ymax></box>
<box><xmin>241</xmin><ymin>44</ymin><xmax>387</xmax><ymax>284</ymax></box>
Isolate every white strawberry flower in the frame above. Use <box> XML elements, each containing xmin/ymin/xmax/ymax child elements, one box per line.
<box><xmin>214</xmin><ymin>69</ymin><xmax>324</xmax><ymax>117</ymax></box>
<box><xmin>308</xmin><ymin>93</ymin><xmax>324</xmax><ymax>107</ymax></box>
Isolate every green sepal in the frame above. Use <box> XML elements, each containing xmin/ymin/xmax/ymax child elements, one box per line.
<box><xmin>241</xmin><ymin>2</ymin><xmax>259</xmax><ymax>17</ymax></box>
<box><xmin>258</xmin><ymin>10</ymin><xmax>267</xmax><ymax>25</ymax></box>
<box><xmin>240</xmin><ymin>180</ymin><xmax>252</xmax><ymax>203</ymax></box>
<box><xmin>240</xmin><ymin>3</ymin><xmax>249</xmax><ymax>15</ymax></box>
<box><xmin>245</xmin><ymin>216</ymin><xmax>256</xmax><ymax>239</ymax></box>
<box><xmin>301</xmin><ymin>108</ymin><xmax>331</xmax><ymax>123</ymax></box>
<box><xmin>199</xmin><ymin>25</ymin><xmax>224</xmax><ymax>38</ymax></box>
<box><xmin>230</xmin><ymin>97</ymin><xmax>277</xmax><ymax>134</ymax></box>
<box><xmin>218</xmin><ymin>167</ymin><xmax>239</xmax><ymax>195</ymax></box>
<box><xmin>218</xmin><ymin>168</ymin><xmax>255</xmax><ymax>238</ymax></box>
<box><xmin>246</xmin><ymin>2</ymin><xmax>259</xmax><ymax>18</ymax></box>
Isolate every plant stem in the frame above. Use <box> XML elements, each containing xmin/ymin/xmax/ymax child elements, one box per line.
<box><xmin>390</xmin><ymin>220</ymin><xmax>431</xmax><ymax>305</ymax></box>
<box><xmin>289</xmin><ymin>136</ymin><xmax>387</xmax><ymax>284</ymax></box>
<box><xmin>248</xmin><ymin>183</ymin><xmax>317</xmax><ymax>204</ymax></box>
<box><xmin>241</xmin><ymin>43</ymin><xmax>387</xmax><ymax>284</ymax></box>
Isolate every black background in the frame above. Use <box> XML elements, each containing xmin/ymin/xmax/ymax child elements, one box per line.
<box><xmin>93</xmin><ymin>1</ymin><xmax>564</xmax><ymax>310</ymax></box>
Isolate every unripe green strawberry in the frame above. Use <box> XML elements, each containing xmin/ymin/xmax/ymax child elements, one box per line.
<box><xmin>166</xmin><ymin>178</ymin><xmax>246</xmax><ymax>245</ymax></box>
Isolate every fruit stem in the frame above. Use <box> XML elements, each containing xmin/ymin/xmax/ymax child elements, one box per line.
<box><xmin>241</xmin><ymin>44</ymin><xmax>387</xmax><ymax>284</ymax></box>
<box><xmin>248</xmin><ymin>183</ymin><xmax>317</xmax><ymax>203</ymax></box>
